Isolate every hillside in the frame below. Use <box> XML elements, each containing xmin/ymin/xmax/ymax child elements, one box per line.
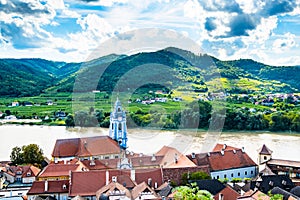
<box><xmin>0</xmin><ymin>48</ymin><xmax>299</xmax><ymax>97</ymax></box>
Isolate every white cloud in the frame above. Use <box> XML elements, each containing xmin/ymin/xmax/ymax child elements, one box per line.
<box><xmin>273</xmin><ymin>33</ymin><xmax>297</xmax><ymax>53</ymax></box>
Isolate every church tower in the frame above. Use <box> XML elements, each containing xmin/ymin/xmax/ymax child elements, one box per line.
<box><xmin>109</xmin><ymin>98</ymin><xmax>128</xmax><ymax>149</ymax></box>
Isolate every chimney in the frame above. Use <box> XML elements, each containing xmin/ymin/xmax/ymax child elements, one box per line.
<box><xmin>242</xmin><ymin>147</ymin><xmax>245</xmax><ymax>153</ymax></box>
<box><xmin>131</xmin><ymin>169</ymin><xmax>135</xmax><ymax>182</ymax></box>
<box><xmin>233</xmin><ymin>149</ymin><xmax>236</xmax><ymax>154</ymax></box>
<box><xmin>154</xmin><ymin>182</ymin><xmax>158</xmax><ymax>189</ymax></box>
<box><xmin>106</xmin><ymin>170</ymin><xmax>109</xmax><ymax>185</ymax></box>
<box><xmin>207</xmin><ymin>152</ymin><xmax>210</xmax><ymax>157</ymax></box>
<box><xmin>64</xmin><ymin>160</ymin><xmax>67</xmax><ymax>164</ymax></box>
<box><xmin>44</xmin><ymin>180</ymin><xmax>48</xmax><ymax>192</ymax></box>
<box><xmin>174</xmin><ymin>153</ymin><xmax>178</xmax><ymax>164</ymax></box>
<box><xmin>151</xmin><ymin>154</ymin><xmax>156</xmax><ymax>162</ymax></box>
<box><xmin>223</xmin><ymin>144</ymin><xmax>227</xmax><ymax>149</ymax></box>
<box><xmin>221</xmin><ymin>150</ymin><xmax>224</xmax><ymax>156</ymax></box>
<box><xmin>191</xmin><ymin>152</ymin><xmax>196</xmax><ymax>159</ymax></box>
<box><xmin>84</xmin><ymin>141</ymin><xmax>87</xmax><ymax>149</ymax></box>
<box><xmin>147</xmin><ymin>178</ymin><xmax>152</xmax><ymax>187</ymax></box>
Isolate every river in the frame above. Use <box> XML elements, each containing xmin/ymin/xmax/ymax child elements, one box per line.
<box><xmin>0</xmin><ymin>124</ymin><xmax>299</xmax><ymax>162</ymax></box>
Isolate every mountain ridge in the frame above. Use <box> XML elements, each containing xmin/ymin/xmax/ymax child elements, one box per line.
<box><xmin>0</xmin><ymin>47</ymin><xmax>299</xmax><ymax>97</ymax></box>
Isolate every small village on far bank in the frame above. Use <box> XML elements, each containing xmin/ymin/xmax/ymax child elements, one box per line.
<box><xmin>1</xmin><ymin>99</ymin><xmax>300</xmax><ymax>200</ymax></box>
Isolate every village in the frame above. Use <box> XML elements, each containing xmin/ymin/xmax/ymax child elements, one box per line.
<box><xmin>0</xmin><ymin>99</ymin><xmax>300</xmax><ymax>200</ymax></box>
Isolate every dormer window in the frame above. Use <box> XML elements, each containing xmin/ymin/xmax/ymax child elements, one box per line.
<box><xmin>27</xmin><ymin>172</ymin><xmax>31</xmax><ymax>176</ymax></box>
<box><xmin>62</xmin><ymin>184</ymin><xmax>67</xmax><ymax>190</ymax></box>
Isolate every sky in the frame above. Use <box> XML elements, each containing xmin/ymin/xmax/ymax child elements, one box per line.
<box><xmin>0</xmin><ymin>0</ymin><xmax>300</xmax><ymax>66</ymax></box>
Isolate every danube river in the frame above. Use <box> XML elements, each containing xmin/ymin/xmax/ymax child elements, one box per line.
<box><xmin>0</xmin><ymin>124</ymin><xmax>300</xmax><ymax>162</ymax></box>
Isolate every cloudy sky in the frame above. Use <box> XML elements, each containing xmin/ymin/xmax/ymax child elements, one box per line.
<box><xmin>0</xmin><ymin>0</ymin><xmax>300</xmax><ymax>66</ymax></box>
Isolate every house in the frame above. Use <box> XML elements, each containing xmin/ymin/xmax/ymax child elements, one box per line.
<box><xmin>11</xmin><ymin>101</ymin><xmax>19</xmax><ymax>107</ymax></box>
<box><xmin>95</xmin><ymin>181</ymin><xmax>132</xmax><ymax>200</ymax></box>
<box><xmin>257</xmin><ymin>144</ymin><xmax>300</xmax><ymax>181</ymax></box>
<box><xmin>38</xmin><ymin>163</ymin><xmax>86</xmax><ymax>181</ymax></box>
<box><xmin>190</xmin><ymin>179</ymin><xmax>240</xmax><ymax>200</ymax></box>
<box><xmin>131</xmin><ymin>182</ymin><xmax>159</xmax><ymax>200</ymax></box>
<box><xmin>51</xmin><ymin>136</ymin><xmax>121</xmax><ymax>161</ymax></box>
<box><xmin>187</xmin><ymin>145</ymin><xmax>258</xmax><ymax>181</ymax></box>
<box><xmin>69</xmin><ymin>168</ymin><xmax>164</xmax><ymax>199</ymax></box>
<box><xmin>250</xmin><ymin>175</ymin><xmax>294</xmax><ymax>194</ymax></box>
<box><xmin>27</xmin><ymin>180</ymin><xmax>69</xmax><ymax>200</ymax></box>
<box><xmin>3</xmin><ymin>165</ymin><xmax>41</xmax><ymax>184</ymax></box>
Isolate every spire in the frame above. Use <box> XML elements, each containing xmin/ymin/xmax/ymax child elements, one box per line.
<box><xmin>109</xmin><ymin>98</ymin><xmax>128</xmax><ymax>149</ymax></box>
<box><xmin>257</xmin><ymin>144</ymin><xmax>273</xmax><ymax>155</ymax></box>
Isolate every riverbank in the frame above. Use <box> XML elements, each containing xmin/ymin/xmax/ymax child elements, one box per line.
<box><xmin>1</xmin><ymin>124</ymin><xmax>300</xmax><ymax>162</ymax></box>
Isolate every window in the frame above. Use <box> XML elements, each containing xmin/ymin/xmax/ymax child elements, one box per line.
<box><xmin>224</xmin><ymin>175</ymin><xmax>227</xmax><ymax>178</ymax></box>
<box><xmin>264</xmin><ymin>156</ymin><xmax>267</xmax><ymax>160</ymax></box>
<box><xmin>231</xmin><ymin>173</ymin><xmax>234</xmax><ymax>177</ymax></box>
<box><xmin>245</xmin><ymin>171</ymin><xmax>248</xmax><ymax>175</ymax></box>
<box><xmin>118</xmin><ymin>123</ymin><xmax>122</xmax><ymax>130</ymax></box>
<box><xmin>115</xmin><ymin>155</ymin><xmax>119</xmax><ymax>159</ymax></box>
<box><xmin>251</xmin><ymin>170</ymin><xmax>254</xmax><ymax>174</ymax></box>
<box><xmin>104</xmin><ymin>156</ymin><xmax>109</xmax><ymax>159</ymax></box>
<box><xmin>238</xmin><ymin>172</ymin><xmax>240</xmax><ymax>176</ymax></box>
<box><xmin>217</xmin><ymin>175</ymin><xmax>219</xmax><ymax>179</ymax></box>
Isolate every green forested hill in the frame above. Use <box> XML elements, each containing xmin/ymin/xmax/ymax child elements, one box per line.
<box><xmin>0</xmin><ymin>48</ymin><xmax>299</xmax><ymax>97</ymax></box>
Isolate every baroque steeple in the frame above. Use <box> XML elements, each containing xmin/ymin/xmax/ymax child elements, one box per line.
<box><xmin>109</xmin><ymin>98</ymin><xmax>128</xmax><ymax>149</ymax></box>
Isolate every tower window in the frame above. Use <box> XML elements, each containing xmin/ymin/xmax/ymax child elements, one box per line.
<box><xmin>118</xmin><ymin>107</ymin><xmax>121</xmax><ymax>112</ymax></box>
<box><xmin>264</xmin><ymin>156</ymin><xmax>267</xmax><ymax>160</ymax></box>
<box><xmin>119</xmin><ymin>123</ymin><xmax>122</xmax><ymax>130</ymax></box>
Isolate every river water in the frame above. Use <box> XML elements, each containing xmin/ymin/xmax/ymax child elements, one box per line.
<box><xmin>0</xmin><ymin>124</ymin><xmax>299</xmax><ymax>162</ymax></box>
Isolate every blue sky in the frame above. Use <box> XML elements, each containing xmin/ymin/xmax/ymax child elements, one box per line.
<box><xmin>0</xmin><ymin>0</ymin><xmax>300</xmax><ymax>66</ymax></box>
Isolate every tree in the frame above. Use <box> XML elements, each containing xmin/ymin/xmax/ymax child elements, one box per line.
<box><xmin>181</xmin><ymin>171</ymin><xmax>211</xmax><ymax>185</ymax></box>
<box><xmin>65</xmin><ymin>114</ymin><xmax>75</xmax><ymax>127</ymax></box>
<box><xmin>22</xmin><ymin>144</ymin><xmax>44</xmax><ymax>166</ymax></box>
<box><xmin>10</xmin><ymin>144</ymin><xmax>44</xmax><ymax>167</ymax></box>
<box><xmin>174</xmin><ymin>183</ymin><xmax>213</xmax><ymax>200</ymax></box>
<box><xmin>10</xmin><ymin>146</ymin><xmax>24</xmax><ymax>165</ymax></box>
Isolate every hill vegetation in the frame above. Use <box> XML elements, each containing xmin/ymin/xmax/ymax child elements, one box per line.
<box><xmin>0</xmin><ymin>48</ymin><xmax>299</xmax><ymax>132</ymax></box>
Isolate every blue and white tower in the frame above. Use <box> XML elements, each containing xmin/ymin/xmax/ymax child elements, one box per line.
<box><xmin>109</xmin><ymin>98</ymin><xmax>128</xmax><ymax>149</ymax></box>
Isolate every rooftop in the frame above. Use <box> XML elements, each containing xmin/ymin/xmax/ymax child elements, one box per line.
<box><xmin>52</xmin><ymin>136</ymin><xmax>121</xmax><ymax>158</ymax></box>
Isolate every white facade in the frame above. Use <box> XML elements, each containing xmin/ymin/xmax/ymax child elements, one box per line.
<box><xmin>211</xmin><ymin>166</ymin><xmax>257</xmax><ymax>181</ymax></box>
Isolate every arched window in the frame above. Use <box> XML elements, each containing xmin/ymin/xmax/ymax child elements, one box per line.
<box><xmin>119</xmin><ymin>123</ymin><xmax>122</xmax><ymax>130</ymax></box>
<box><xmin>118</xmin><ymin>107</ymin><xmax>121</xmax><ymax>112</ymax></box>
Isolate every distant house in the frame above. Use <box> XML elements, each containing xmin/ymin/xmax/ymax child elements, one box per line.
<box><xmin>11</xmin><ymin>101</ymin><xmax>19</xmax><ymax>107</ymax></box>
<box><xmin>23</xmin><ymin>101</ymin><xmax>33</xmax><ymax>107</ymax></box>
<box><xmin>27</xmin><ymin>180</ymin><xmax>69</xmax><ymax>200</ymax></box>
<box><xmin>187</xmin><ymin>144</ymin><xmax>258</xmax><ymax>181</ymax></box>
<box><xmin>2</xmin><ymin>165</ymin><xmax>40</xmax><ymax>184</ymax></box>
<box><xmin>237</xmin><ymin>190</ymin><xmax>270</xmax><ymax>200</ymax></box>
<box><xmin>173</xmin><ymin>97</ymin><xmax>182</xmax><ymax>102</ymax></box>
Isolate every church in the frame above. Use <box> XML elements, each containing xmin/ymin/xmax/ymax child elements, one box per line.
<box><xmin>51</xmin><ymin>98</ymin><xmax>128</xmax><ymax>161</ymax></box>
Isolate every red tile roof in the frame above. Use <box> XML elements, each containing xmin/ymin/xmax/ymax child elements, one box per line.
<box><xmin>212</xmin><ymin>143</ymin><xmax>241</xmax><ymax>152</ymax></box>
<box><xmin>27</xmin><ymin>180</ymin><xmax>69</xmax><ymax>195</ymax></box>
<box><xmin>215</xmin><ymin>185</ymin><xmax>240</xmax><ymax>200</ymax></box>
<box><xmin>188</xmin><ymin>149</ymin><xmax>257</xmax><ymax>171</ymax></box>
<box><xmin>52</xmin><ymin>136</ymin><xmax>121</xmax><ymax>158</ymax></box>
<box><xmin>69</xmin><ymin>170</ymin><xmax>106</xmax><ymax>197</ymax></box>
<box><xmin>22</xmin><ymin>166</ymin><xmax>41</xmax><ymax>178</ymax></box>
<box><xmin>95</xmin><ymin>181</ymin><xmax>131</xmax><ymax>199</ymax></box>
<box><xmin>38</xmin><ymin>164</ymin><xmax>81</xmax><ymax>178</ymax></box>
<box><xmin>156</xmin><ymin>146</ymin><xmax>197</xmax><ymax>168</ymax></box>
<box><xmin>257</xmin><ymin>144</ymin><xmax>273</xmax><ymax>155</ymax></box>
<box><xmin>131</xmin><ymin>182</ymin><xmax>159</xmax><ymax>199</ymax></box>
<box><xmin>6</xmin><ymin>165</ymin><xmax>41</xmax><ymax>178</ymax></box>
<box><xmin>69</xmin><ymin>168</ymin><xmax>164</xmax><ymax>197</ymax></box>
